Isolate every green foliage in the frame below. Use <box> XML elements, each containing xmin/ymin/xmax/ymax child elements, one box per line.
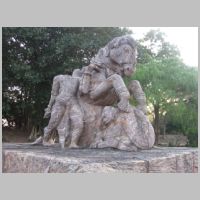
<box><xmin>127</xmin><ymin>30</ymin><xmax>198</xmax><ymax>146</ymax></box>
<box><xmin>166</xmin><ymin>101</ymin><xmax>198</xmax><ymax>147</ymax></box>
<box><xmin>2</xmin><ymin>27</ymin><xmax>130</xmax><ymax>132</ymax></box>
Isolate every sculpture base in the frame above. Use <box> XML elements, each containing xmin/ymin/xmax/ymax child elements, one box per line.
<box><xmin>2</xmin><ymin>143</ymin><xmax>198</xmax><ymax>173</ymax></box>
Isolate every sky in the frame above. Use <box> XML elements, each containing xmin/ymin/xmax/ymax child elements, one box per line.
<box><xmin>129</xmin><ymin>27</ymin><xmax>198</xmax><ymax>67</ymax></box>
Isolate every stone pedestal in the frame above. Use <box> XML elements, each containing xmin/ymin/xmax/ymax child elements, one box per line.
<box><xmin>2</xmin><ymin>143</ymin><xmax>198</xmax><ymax>173</ymax></box>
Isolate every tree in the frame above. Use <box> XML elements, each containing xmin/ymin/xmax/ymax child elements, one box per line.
<box><xmin>128</xmin><ymin>30</ymin><xmax>198</xmax><ymax>146</ymax></box>
<box><xmin>164</xmin><ymin>67</ymin><xmax>198</xmax><ymax>146</ymax></box>
<box><xmin>2</xmin><ymin>27</ymin><xmax>131</xmax><ymax>135</ymax></box>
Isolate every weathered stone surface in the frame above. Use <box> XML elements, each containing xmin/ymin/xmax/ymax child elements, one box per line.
<box><xmin>33</xmin><ymin>35</ymin><xmax>155</xmax><ymax>152</ymax></box>
<box><xmin>176</xmin><ymin>153</ymin><xmax>194</xmax><ymax>173</ymax></box>
<box><xmin>193</xmin><ymin>151</ymin><xmax>198</xmax><ymax>173</ymax></box>
<box><xmin>2</xmin><ymin>144</ymin><xmax>198</xmax><ymax>173</ymax></box>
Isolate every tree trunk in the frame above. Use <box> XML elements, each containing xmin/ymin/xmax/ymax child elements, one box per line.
<box><xmin>154</xmin><ymin>104</ymin><xmax>160</xmax><ymax>145</ymax></box>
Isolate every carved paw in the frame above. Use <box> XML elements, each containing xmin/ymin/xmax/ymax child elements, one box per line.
<box><xmin>117</xmin><ymin>99</ymin><xmax>132</xmax><ymax>113</ymax></box>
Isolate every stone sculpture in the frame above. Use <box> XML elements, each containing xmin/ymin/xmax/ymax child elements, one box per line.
<box><xmin>32</xmin><ymin>35</ymin><xmax>155</xmax><ymax>151</ymax></box>
<box><xmin>42</xmin><ymin>75</ymin><xmax>84</xmax><ymax>149</ymax></box>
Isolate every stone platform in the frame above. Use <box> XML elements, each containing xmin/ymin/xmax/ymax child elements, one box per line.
<box><xmin>2</xmin><ymin>143</ymin><xmax>198</xmax><ymax>173</ymax></box>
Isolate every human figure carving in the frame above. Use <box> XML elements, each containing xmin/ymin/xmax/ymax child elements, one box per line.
<box><xmin>33</xmin><ymin>74</ymin><xmax>84</xmax><ymax>149</ymax></box>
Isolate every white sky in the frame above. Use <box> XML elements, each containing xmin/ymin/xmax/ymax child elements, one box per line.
<box><xmin>129</xmin><ymin>27</ymin><xmax>198</xmax><ymax>67</ymax></box>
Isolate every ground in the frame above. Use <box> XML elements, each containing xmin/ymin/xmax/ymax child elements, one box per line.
<box><xmin>2</xmin><ymin>127</ymin><xmax>29</xmax><ymax>143</ymax></box>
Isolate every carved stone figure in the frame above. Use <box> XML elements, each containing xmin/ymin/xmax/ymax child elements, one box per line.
<box><xmin>78</xmin><ymin>35</ymin><xmax>137</xmax><ymax>112</ymax></box>
<box><xmin>40</xmin><ymin>75</ymin><xmax>83</xmax><ymax>149</ymax></box>
<box><xmin>91</xmin><ymin>106</ymin><xmax>155</xmax><ymax>151</ymax></box>
<box><xmin>32</xmin><ymin>35</ymin><xmax>155</xmax><ymax>151</ymax></box>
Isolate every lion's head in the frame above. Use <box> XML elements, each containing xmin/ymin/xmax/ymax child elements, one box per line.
<box><xmin>91</xmin><ymin>35</ymin><xmax>137</xmax><ymax>77</ymax></box>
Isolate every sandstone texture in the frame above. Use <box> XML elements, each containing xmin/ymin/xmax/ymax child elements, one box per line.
<box><xmin>36</xmin><ymin>35</ymin><xmax>155</xmax><ymax>152</ymax></box>
<box><xmin>2</xmin><ymin>143</ymin><xmax>198</xmax><ymax>173</ymax></box>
